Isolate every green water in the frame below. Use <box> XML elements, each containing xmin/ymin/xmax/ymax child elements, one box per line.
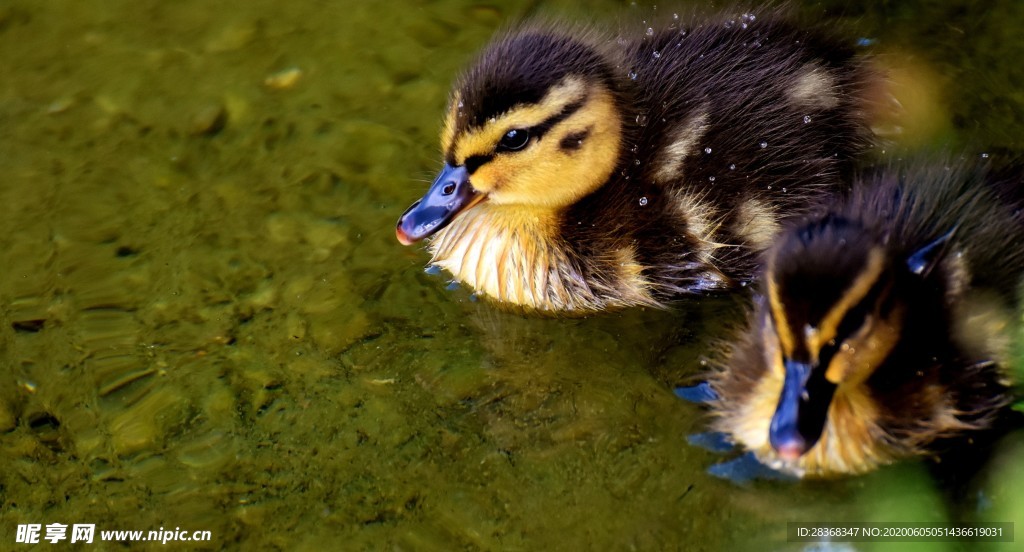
<box><xmin>1</xmin><ymin>1</ymin><xmax>1023</xmax><ymax>550</ymax></box>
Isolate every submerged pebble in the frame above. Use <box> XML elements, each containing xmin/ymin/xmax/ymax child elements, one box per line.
<box><xmin>264</xmin><ymin>67</ymin><xmax>303</xmax><ymax>90</ymax></box>
<box><xmin>190</xmin><ymin>104</ymin><xmax>228</xmax><ymax>136</ymax></box>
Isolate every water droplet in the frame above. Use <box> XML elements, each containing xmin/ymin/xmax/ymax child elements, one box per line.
<box><xmin>704</xmin><ymin>147</ymin><xmax>712</xmax><ymax>154</ymax></box>
<box><xmin>457</xmin><ymin>100</ymin><xmax>464</xmax><ymax>109</ymax></box>
<box><xmin>724</xmin><ymin>20</ymin><xmax>735</xmax><ymax>29</ymax></box>
<box><xmin>634</xmin><ymin>159</ymin><xmax>641</xmax><ymax>165</ymax></box>
<box><xmin>708</xmin><ymin>175</ymin><xmax>716</xmax><ymax>182</ymax></box>
<box><xmin>652</xmin><ymin>50</ymin><xmax>661</xmax><ymax>59</ymax></box>
<box><xmin>782</xmin><ymin>188</ymin><xmax>788</xmax><ymax>193</ymax></box>
<box><xmin>741</xmin><ymin>13</ymin><xmax>756</xmax><ymax>23</ymax></box>
<box><xmin>639</xmin><ymin>196</ymin><xmax>649</xmax><ymax>206</ymax></box>
<box><xmin>759</xmin><ymin>141</ymin><xmax>767</xmax><ymax>149</ymax></box>
<box><xmin>630</xmin><ymin>144</ymin><xmax>639</xmax><ymax>153</ymax></box>
<box><xmin>636</xmin><ymin>113</ymin><xmax>649</xmax><ymax>126</ymax></box>
<box><xmin>803</xmin><ymin>115</ymin><xmax>812</xmax><ymax>124</ymax></box>
<box><xmin>729</xmin><ymin>164</ymin><xmax>736</xmax><ymax>170</ymax></box>
<box><xmin>673</xmin><ymin>13</ymin><xmax>680</xmax><ymax>21</ymax></box>
<box><xmin>646</xmin><ymin>27</ymin><xmax>654</xmax><ymax>37</ymax></box>
<box><xmin>982</xmin><ymin>152</ymin><xmax>990</xmax><ymax>158</ymax></box>
<box><xmin>628</xmin><ymin>70</ymin><xmax>638</xmax><ymax>80</ymax></box>
<box><xmin>767</xmin><ymin>185</ymin><xmax>772</xmax><ymax>190</ymax></box>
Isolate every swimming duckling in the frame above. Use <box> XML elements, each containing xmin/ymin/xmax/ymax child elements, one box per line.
<box><xmin>709</xmin><ymin>156</ymin><xmax>1022</xmax><ymax>477</ymax></box>
<box><xmin>396</xmin><ymin>10</ymin><xmax>885</xmax><ymax>313</ymax></box>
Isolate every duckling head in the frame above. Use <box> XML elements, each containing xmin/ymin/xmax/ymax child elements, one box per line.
<box><xmin>715</xmin><ymin>212</ymin><xmax>961</xmax><ymax>476</ymax></box>
<box><xmin>714</xmin><ymin>175</ymin><xmax>1011</xmax><ymax>477</ymax></box>
<box><xmin>396</xmin><ymin>30</ymin><xmax>625</xmax><ymax>245</ymax></box>
<box><xmin>759</xmin><ymin>215</ymin><xmax>907</xmax><ymax>466</ymax></box>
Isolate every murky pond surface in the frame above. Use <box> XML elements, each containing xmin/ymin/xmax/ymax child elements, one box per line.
<box><xmin>2</xmin><ymin>1</ymin><xmax>1023</xmax><ymax>550</ymax></box>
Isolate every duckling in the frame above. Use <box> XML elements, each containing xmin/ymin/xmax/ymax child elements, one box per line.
<box><xmin>709</xmin><ymin>156</ymin><xmax>1023</xmax><ymax>478</ymax></box>
<box><xmin>396</xmin><ymin>10</ymin><xmax>886</xmax><ymax>313</ymax></box>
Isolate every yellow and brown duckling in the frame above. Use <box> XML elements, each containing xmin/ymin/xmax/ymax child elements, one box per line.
<box><xmin>709</xmin><ymin>156</ymin><xmax>1023</xmax><ymax>478</ymax></box>
<box><xmin>396</xmin><ymin>11</ymin><xmax>885</xmax><ymax>313</ymax></box>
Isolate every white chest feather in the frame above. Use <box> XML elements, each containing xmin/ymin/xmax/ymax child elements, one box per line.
<box><xmin>426</xmin><ymin>205</ymin><xmax>652</xmax><ymax>312</ymax></box>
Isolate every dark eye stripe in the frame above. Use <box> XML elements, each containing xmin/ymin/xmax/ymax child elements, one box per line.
<box><xmin>531</xmin><ymin>97</ymin><xmax>586</xmax><ymax>138</ymax></box>
<box><xmin>455</xmin><ymin>94</ymin><xmax>589</xmax><ymax>172</ymax></box>
<box><xmin>818</xmin><ymin>275</ymin><xmax>889</xmax><ymax>366</ymax></box>
<box><xmin>464</xmin><ymin>154</ymin><xmax>493</xmax><ymax>174</ymax></box>
<box><xmin>559</xmin><ymin>127</ymin><xmax>591</xmax><ymax>152</ymax></box>
<box><xmin>838</xmin><ymin>276</ymin><xmax>888</xmax><ymax>340</ymax></box>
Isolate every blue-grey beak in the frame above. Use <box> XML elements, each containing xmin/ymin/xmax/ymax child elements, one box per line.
<box><xmin>769</xmin><ymin>359</ymin><xmax>835</xmax><ymax>460</ymax></box>
<box><xmin>397</xmin><ymin>164</ymin><xmax>480</xmax><ymax>245</ymax></box>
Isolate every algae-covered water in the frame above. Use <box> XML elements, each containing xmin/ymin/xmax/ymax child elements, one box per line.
<box><xmin>2</xmin><ymin>1</ymin><xmax>1024</xmax><ymax>550</ymax></box>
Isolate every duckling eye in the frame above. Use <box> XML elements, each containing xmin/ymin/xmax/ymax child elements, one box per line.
<box><xmin>498</xmin><ymin>128</ymin><xmax>530</xmax><ymax>152</ymax></box>
<box><xmin>442</xmin><ymin>182</ymin><xmax>456</xmax><ymax>195</ymax></box>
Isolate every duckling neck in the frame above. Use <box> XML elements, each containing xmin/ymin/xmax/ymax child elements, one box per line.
<box><xmin>427</xmin><ymin>204</ymin><xmax>655</xmax><ymax>312</ymax></box>
<box><xmin>792</xmin><ymin>390</ymin><xmax>895</xmax><ymax>476</ymax></box>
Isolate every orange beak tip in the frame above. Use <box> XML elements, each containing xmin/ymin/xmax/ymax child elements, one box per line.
<box><xmin>396</xmin><ymin>227</ymin><xmax>415</xmax><ymax>246</ymax></box>
<box><xmin>775</xmin><ymin>443</ymin><xmax>806</xmax><ymax>462</ymax></box>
